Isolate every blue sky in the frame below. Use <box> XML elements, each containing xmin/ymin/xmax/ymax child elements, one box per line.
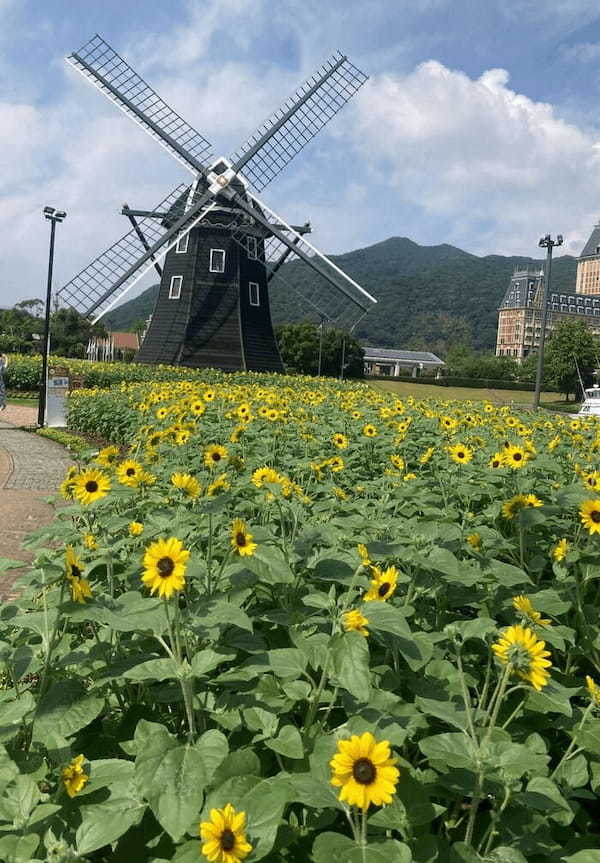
<box><xmin>3</xmin><ymin>0</ymin><xmax>600</xmax><ymax>308</ymax></box>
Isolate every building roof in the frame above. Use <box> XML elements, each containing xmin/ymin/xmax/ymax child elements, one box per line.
<box><xmin>363</xmin><ymin>347</ymin><xmax>445</xmax><ymax>365</ymax></box>
<box><xmin>111</xmin><ymin>332</ymin><xmax>139</xmax><ymax>350</ymax></box>
<box><xmin>580</xmin><ymin>222</ymin><xmax>600</xmax><ymax>258</ymax></box>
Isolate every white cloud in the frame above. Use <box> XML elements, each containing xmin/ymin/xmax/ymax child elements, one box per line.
<box><xmin>350</xmin><ymin>60</ymin><xmax>600</xmax><ymax>256</ymax></box>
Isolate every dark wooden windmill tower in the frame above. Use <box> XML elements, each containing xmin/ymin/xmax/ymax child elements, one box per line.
<box><xmin>59</xmin><ymin>35</ymin><xmax>377</xmax><ymax>371</ymax></box>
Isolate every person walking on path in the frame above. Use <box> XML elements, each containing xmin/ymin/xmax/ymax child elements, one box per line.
<box><xmin>0</xmin><ymin>353</ymin><xmax>8</xmax><ymax>411</ymax></box>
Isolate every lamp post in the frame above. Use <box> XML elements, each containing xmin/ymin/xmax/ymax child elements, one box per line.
<box><xmin>532</xmin><ymin>233</ymin><xmax>563</xmax><ymax>410</ymax></box>
<box><xmin>38</xmin><ymin>206</ymin><xmax>67</xmax><ymax>427</ymax></box>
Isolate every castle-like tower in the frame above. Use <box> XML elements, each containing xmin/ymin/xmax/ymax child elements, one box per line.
<box><xmin>575</xmin><ymin>222</ymin><xmax>600</xmax><ymax>295</ymax></box>
<box><xmin>496</xmin><ymin>222</ymin><xmax>600</xmax><ymax>360</ymax></box>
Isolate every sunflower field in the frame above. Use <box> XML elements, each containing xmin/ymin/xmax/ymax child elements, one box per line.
<box><xmin>1</xmin><ymin>373</ymin><xmax>600</xmax><ymax>862</ymax></box>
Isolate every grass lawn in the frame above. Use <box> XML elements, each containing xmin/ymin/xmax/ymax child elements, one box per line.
<box><xmin>7</xmin><ymin>396</ymin><xmax>39</xmax><ymax>408</ymax></box>
<box><xmin>367</xmin><ymin>378</ymin><xmax>568</xmax><ymax>408</ymax></box>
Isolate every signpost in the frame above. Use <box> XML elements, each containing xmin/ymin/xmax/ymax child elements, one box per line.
<box><xmin>46</xmin><ymin>366</ymin><xmax>69</xmax><ymax>427</ymax></box>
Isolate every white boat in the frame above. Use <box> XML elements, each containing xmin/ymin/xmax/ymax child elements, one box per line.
<box><xmin>578</xmin><ymin>384</ymin><xmax>600</xmax><ymax>418</ymax></box>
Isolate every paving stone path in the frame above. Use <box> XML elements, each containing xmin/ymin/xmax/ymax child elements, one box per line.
<box><xmin>0</xmin><ymin>406</ymin><xmax>73</xmax><ymax>601</ymax></box>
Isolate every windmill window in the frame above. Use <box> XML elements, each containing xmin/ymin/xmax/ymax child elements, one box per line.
<box><xmin>176</xmin><ymin>233</ymin><xmax>189</xmax><ymax>253</ymax></box>
<box><xmin>247</xmin><ymin>237</ymin><xmax>258</xmax><ymax>260</ymax></box>
<box><xmin>169</xmin><ymin>275</ymin><xmax>183</xmax><ymax>300</ymax></box>
<box><xmin>249</xmin><ymin>282</ymin><xmax>260</xmax><ymax>307</ymax></box>
<box><xmin>209</xmin><ymin>249</ymin><xmax>226</xmax><ymax>273</ymax></box>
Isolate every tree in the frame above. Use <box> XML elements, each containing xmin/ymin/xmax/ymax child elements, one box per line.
<box><xmin>49</xmin><ymin>309</ymin><xmax>107</xmax><ymax>358</ymax></box>
<box><xmin>275</xmin><ymin>321</ymin><xmax>364</xmax><ymax>378</ymax></box>
<box><xmin>543</xmin><ymin>319</ymin><xmax>598</xmax><ymax>401</ymax></box>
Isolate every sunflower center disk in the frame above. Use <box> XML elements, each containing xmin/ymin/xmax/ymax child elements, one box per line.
<box><xmin>592</xmin><ymin>510</ymin><xmax>600</xmax><ymax>524</ymax></box>
<box><xmin>157</xmin><ymin>557</ymin><xmax>175</xmax><ymax>578</ymax></box>
<box><xmin>352</xmin><ymin>757</ymin><xmax>376</xmax><ymax>785</ymax></box>
<box><xmin>378</xmin><ymin>582</ymin><xmax>390</xmax><ymax>597</ymax></box>
<box><xmin>236</xmin><ymin>532</ymin><xmax>247</xmax><ymax>547</ymax></box>
<box><xmin>71</xmin><ymin>565</ymin><xmax>82</xmax><ymax>579</ymax></box>
<box><xmin>220</xmin><ymin>829</ymin><xmax>235</xmax><ymax>851</ymax></box>
<box><xmin>126</xmin><ymin>468</ymin><xmax>135</xmax><ymax>476</ymax></box>
<box><xmin>85</xmin><ymin>481</ymin><xmax>98</xmax><ymax>493</ymax></box>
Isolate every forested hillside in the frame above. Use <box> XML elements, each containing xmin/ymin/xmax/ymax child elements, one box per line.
<box><xmin>105</xmin><ymin>236</ymin><xmax>577</xmax><ymax>353</ymax></box>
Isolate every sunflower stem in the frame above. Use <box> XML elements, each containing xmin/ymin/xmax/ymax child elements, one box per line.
<box><xmin>550</xmin><ymin>702</ymin><xmax>593</xmax><ymax>780</ymax></box>
<box><xmin>206</xmin><ymin>513</ymin><xmax>214</xmax><ymax>596</ymax></box>
<box><xmin>455</xmin><ymin>645</ymin><xmax>477</xmax><ymax>743</ymax></box>
<box><xmin>164</xmin><ymin>599</ymin><xmax>196</xmax><ymax>741</ymax></box>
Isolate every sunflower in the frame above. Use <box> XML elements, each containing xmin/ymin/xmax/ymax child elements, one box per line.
<box><xmin>357</xmin><ymin>543</ymin><xmax>371</xmax><ymax>567</ymax></box>
<box><xmin>190</xmin><ymin>401</ymin><xmax>206</xmax><ymax>417</ymax></box>
<box><xmin>390</xmin><ymin>454</ymin><xmax>405</xmax><ymax>472</ymax></box>
<box><xmin>364</xmin><ymin>565</ymin><xmax>398</xmax><ymax>602</ymax></box>
<box><xmin>362</xmin><ymin>424</ymin><xmax>377</xmax><ymax>438</ymax></box>
<box><xmin>583</xmin><ymin>471</ymin><xmax>600</xmax><ymax>491</ymax></box>
<box><xmin>199</xmin><ymin>802</ymin><xmax>252</xmax><ymax>863</ymax></box>
<box><xmin>488</xmin><ymin>452</ymin><xmax>504</xmax><ymax>469</ymax></box>
<box><xmin>65</xmin><ymin>545</ymin><xmax>92</xmax><ymax>604</ymax></box>
<box><xmin>330</xmin><ymin>732</ymin><xmax>400</xmax><ymax>811</ymax></box>
<box><xmin>171</xmin><ymin>472</ymin><xmax>201</xmax><ymax>500</ymax></box>
<box><xmin>129</xmin><ymin>521</ymin><xmax>144</xmax><ymax>536</ymax></box>
<box><xmin>267</xmin><ymin>408</ymin><xmax>280</xmax><ymax>421</ymax></box>
<box><xmin>580</xmin><ymin>499</ymin><xmax>600</xmax><ymax>535</ymax></box>
<box><xmin>343</xmin><ymin>609</ymin><xmax>369</xmax><ymax>637</ymax></box>
<box><xmin>552</xmin><ymin>538</ymin><xmax>569</xmax><ymax>562</ymax></box>
<box><xmin>116</xmin><ymin>459</ymin><xmax>144</xmax><ymax>488</ymax></box>
<box><xmin>419</xmin><ymin>447</ymin><xmax>434</xmax><ymax>464</ymax></box>
<box><xmin>447</xmin><ymin>443</ymin><xmax>472</xmax><ymax>465</ymax></box>
<box><xmin>155</xmin><ymin>406</ymin><xmax>169</xmax><ymax>420</ymax></box>
<box><xmin>332</xmin><ymin>432</ymin><xmax>349</xmax><ymax>450</ymax></box>
<box><xmin>83</xmin><ymin>533</ymin><xmax>98</xmax><ymax>551</ymax></box>
<box><xmin>95</xmin><ymin>445</ymin><xmax>120</xmax><ymax>467</ymax></box>
<box><xmin>204</xmin><ymin>444</ymin><xmax>229</xmax><ymax>469</ymax></box>
<box><xmin>62</xmin><ymin>754</ymin><xmax>89</xmax><ymax>798</ymax></box>
<box><xmin>141</xmin><ymin>537</ymin><xmax>190</xmax><ymax>599</ymax></box>
<box><xmin>230</xmin><ymin>518</ymin><xmax>257</xmax><ymax>557</ymax></box>
<box><xmin>207</xmin><ymin>473</ymin><xmax>230</xmax><ymax>497</ymax></box>
<box><xmin>328</xmin><ymin>456</ymin><xmax>344</xmax><ymax>473</ymax></box>
<box><xmin>203</xmin><ymin>388</ymin><xmax>216</xmax><ymax>402</ymax></box>
<box><xmin>440</xmin><ymin>416</ymin><xmax>457</xmax><ymax>432</ymax></box>
<box><xmin>501</xmin><ymin>493</ymin><xmax>543</xmax><ymax>519</ymax></box>
<box><xmin>72</xmin><ymin>469</ymin><xmax>111</xmax><ymax>506</ymax></box>
<box><xmin>504</xmin><ymin>444</ymin><xmax>528</xmax><ymax>469</ymax></box>
<box><xmin>251</xmin><ymin>466</ymin><xmax>280</xmax><ymax>487</ymax></box>
<box><xmin>466</xmin><ymin>532</ymin><xmax>481</xmax><ymax>551</ymax></box>
<box><xmin>512</xmin><ymin>595</ymin><xmax>551</xmax><ymax>628</ymax></box>
<box><xmin>492</xmin><ymin>625</ymin><xmax>552</xmax><ymax>690</ymax></box>
<box><xmin>585</xmin><ymin>675</ymin><xmax>600</xmax><ymax>707</ymax></box>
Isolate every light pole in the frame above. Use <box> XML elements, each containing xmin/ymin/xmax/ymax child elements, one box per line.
<box><xmin>38</xmin><ymin>206</ymin><xmax>67</xmax><ymax>427</ymax></box>
<box><xmin>317</xmin><ymin>316</ymin><xmax>325</xmax><ymax>376</ymax></box>
<box><xmin>532</xmin><ymin>233</ymin><xmax>563</xmax><ymax>410</ymax></box>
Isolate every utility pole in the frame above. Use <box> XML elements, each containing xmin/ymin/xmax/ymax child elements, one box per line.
<box><xmin>339</xmin><ymin>334</ymin><xmax>346</xmax><ymax>381</ymax></box>
<box><xmin>532</xmin><ymin>233</ymin><xmax>563</xmax><ymax>410</ymax></box>
<box><xmin>38</xmin><ymin>207</ymin><xmax>67</xmax><ymax>427</ymax></box>
<box><xmin>317</xmin><ymin>316</ymin><xmax>325</xmax><ymax>376</ymax></box>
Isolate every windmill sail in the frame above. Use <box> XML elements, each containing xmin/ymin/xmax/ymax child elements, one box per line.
<box><xmin>67</xmin><ymin>34</ymin><xmax>212</xmax><ymax>175</ymax></box>
<box><xmin>230</xmin><ymin>52</ymin><xmax>367</xmax><ymax>191</ymax></box>
<box><xmin>229</xmin><ymin>192</ymin><xmax>376</xmax><ymax>330</ymax></box>
<box><xmin>57</xmin><ymin>185</ymin><xmax>216</xmax><ymax>322</ymax></box>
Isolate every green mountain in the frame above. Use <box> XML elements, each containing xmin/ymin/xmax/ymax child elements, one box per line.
<box><xmin>104</xmin><ymin>237</ymin><xmax>578</xmax><ymax>354</ymax></box>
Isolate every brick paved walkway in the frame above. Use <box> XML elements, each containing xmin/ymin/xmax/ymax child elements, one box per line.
<box><xmin>0</xmin><ymin>407</ymin><xmax>73</xmax><ymax>600</ymax></box>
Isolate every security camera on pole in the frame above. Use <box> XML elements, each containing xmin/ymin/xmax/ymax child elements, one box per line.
<box><xmin>532</xmin><ymin>233</ymin><xmax>563</xmax><ymax>410</ymax></box>
<box><xmin>38</xmin><ymin>207</ymin><xmax>67</xmax><ymax>428</ymax></box>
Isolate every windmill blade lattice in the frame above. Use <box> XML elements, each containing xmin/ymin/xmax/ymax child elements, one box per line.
<box><xmin>57</xmin><ymin>184</ymin><xmax>215</xmax><ymax>322</ymax></box>
<box><xmin>67</xmin><ymin>34</ymin><xmax>212</xmax><ymax>175</ymax></box>
<box><xmin>230</xmin><ymin>194</ymin><xmax>376</xmax><ymax>330</ymax></box>
<box><xmin>230</xmin><ymin>52</ymin><xmax>367</xmax><ymax>192</ymax></box>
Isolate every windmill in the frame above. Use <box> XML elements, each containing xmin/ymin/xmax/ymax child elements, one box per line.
<box><xmin>58</xmin><ymin>35</ymin><xmax>377</xmax><ymax>372</ymax></box>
